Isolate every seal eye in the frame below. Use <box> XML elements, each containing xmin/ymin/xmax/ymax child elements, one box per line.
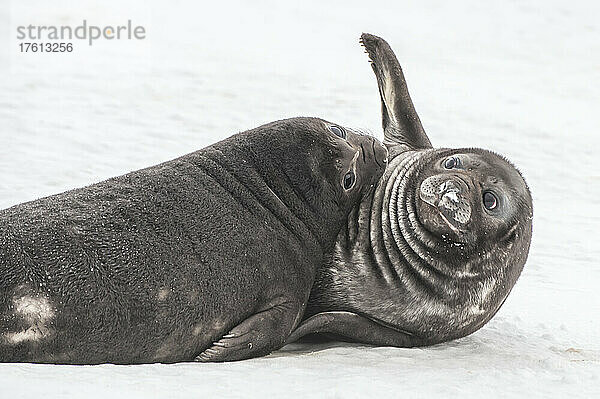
<box><xmin>330</xmin><ymin>126</ymin><xmax>347</xmax><ymax>139</ymax></box>
<box><xmin>483</xmin><ymin>192</ymin><xmax>498</xmax><ymax>210</ymax></box>
<box><xmin>444</xmin><ymin>157</ymin><xmax>460</xmax><ymax>169</ymax></box>
<box><xmin>343</xmin><ymin>171</ymin><xmax>356</xmax><ymax>190</ymax></box>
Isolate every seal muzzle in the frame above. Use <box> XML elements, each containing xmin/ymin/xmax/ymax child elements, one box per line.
<box><xmin>419</xmin><ymin>174</ymin><xmax>472</xmax><ymax>234</ymax></box>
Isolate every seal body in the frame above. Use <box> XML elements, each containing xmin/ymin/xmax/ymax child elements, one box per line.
<box><xmin>288</xmin><ymin>34</ymin><xmax>533</xmax><ymax>347</ymax></box>
<box><xmin>0</xmin><ymin>117</ymin><xmax>387</xmax><ymax>364</ymax></box>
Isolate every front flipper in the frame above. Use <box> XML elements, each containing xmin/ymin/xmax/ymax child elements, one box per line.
<box><xmin>360</xmin><ymin>33</ymin><xmax>433</xmax><ymax>152</ymax></box>
<box><xmin>285</xmin><ymin>311</ymin><xmax>427</xmax><ymax>347</ymax></box>
<box><xmin>196</xmin><ymin>302</ymin><xmax>299</xmax><ymax>362</ymax></box>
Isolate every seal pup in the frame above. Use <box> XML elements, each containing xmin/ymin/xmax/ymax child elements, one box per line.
<box><xmin>288</xmin><ymin>34</ymin><xmax>533</xmax><ymax>347</ymax></box>
<box><xmin>0</xmin><ymin>117</ymin><xmax>387</xmax><ymax>364</ymax></box>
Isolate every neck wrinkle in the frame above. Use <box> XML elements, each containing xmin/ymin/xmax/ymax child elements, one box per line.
<box><xmin>380</xmin><ymin>151</ymin><xmax>448</xmax><ymax>296</ymax></box>
<box><xmin>393</xmin><ymin>153</ymin><xmax>474</xmax><ymax>282</ymax></box>
<box><xmin>367</xmin><ymin>155</ymin><xmax>408</xmax><ymax>286</ymax></box>
<box><xmin>392</xmin><ymin>151</ymin><xmax>496</xmax><ymax>286</ymax></box>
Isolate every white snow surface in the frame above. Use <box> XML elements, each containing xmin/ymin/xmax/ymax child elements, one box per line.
<box><xmin>1</xmin><ymin>0</ymin><xmax>599</xmax><ymax>397</ymax></box>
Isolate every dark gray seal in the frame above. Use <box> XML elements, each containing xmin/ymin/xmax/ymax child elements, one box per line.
<box><xmin>0</xmin><ymin>117</ymin><xmax>387</xmax><ymax>364</ymax></box>
<box><xmin>288</xmin><ymin>34</ymin><xmax>533</xmax><ymax>347</ymax></box>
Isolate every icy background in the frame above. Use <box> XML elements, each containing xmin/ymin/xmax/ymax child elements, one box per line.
<box><xmin>1</xmin><ymin>0</ymin><xmax>599</xmax><ymax>397</ymax></box>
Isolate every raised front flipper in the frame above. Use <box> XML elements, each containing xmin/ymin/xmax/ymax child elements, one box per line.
<box><xmin>285</xmin><ymin>311</ymin><xmax>427</xmax><ymax>347</ymax></box>
<box><xmin>196</xmin><ymin>301</ymin><xmax>301</xmax><ymax>362</ymax></box>
<box><xmin>360</xmin><ymin>33</ymin><xmax>433</xmax><ymax>152</ymax></box>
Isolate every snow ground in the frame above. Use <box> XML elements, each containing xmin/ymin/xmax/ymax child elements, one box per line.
<box><xmin>0</xmin><ymin>0</ymin><xmax>599</xmax><ymax>397</ymax></box>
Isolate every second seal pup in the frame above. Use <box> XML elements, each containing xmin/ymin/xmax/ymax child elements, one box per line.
<box><xmin>0</xmin><ymin>117</ymin><xmax>387</xmax><ymax>364</ymax></box>
<box><xmin>288</xmin><ymin>34</ymin><xmax>533</xmax><ymax>347</ymax></box>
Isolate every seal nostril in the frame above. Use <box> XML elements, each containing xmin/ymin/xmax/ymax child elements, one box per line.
<box><xmin>440</xmin><ymin>180</ymin><xmax>461</xmax><ymax>194</ymax></box>
<box><xmin>360</xmin><ymin>143</ymin><xmax>367</xmax><ymax>164</ymax></box>
<box><xmin>455</xmin><ymin>175</ymin><xmax>471</xmax><ymax>191</ymax></box>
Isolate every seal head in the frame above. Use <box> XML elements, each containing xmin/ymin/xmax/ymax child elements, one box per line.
<box><xmin>416</xmin><ymin>149</ymin><xmax>532</xmax><ymax>249</ymax></box>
